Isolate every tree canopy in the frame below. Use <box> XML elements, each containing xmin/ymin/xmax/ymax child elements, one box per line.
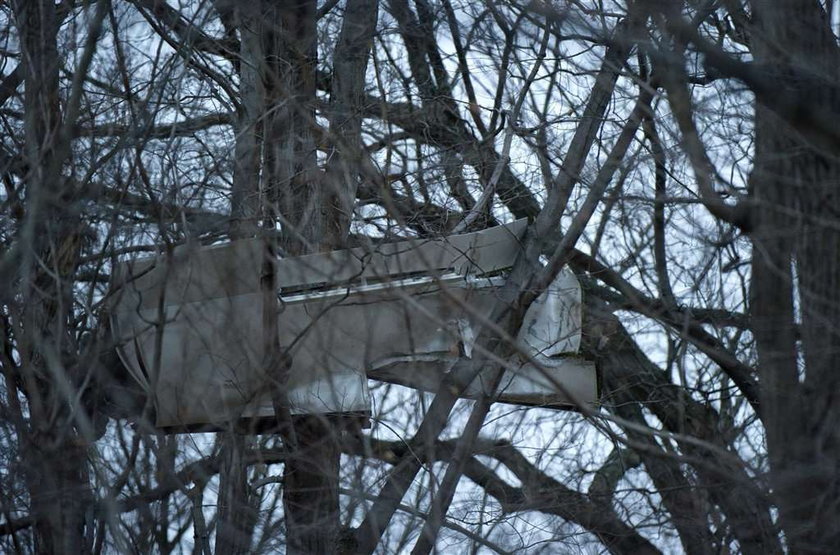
<box><xmin>2</xmin><ymin>0</ymin><xmax>840</xmax><ymax>553</ymax></box>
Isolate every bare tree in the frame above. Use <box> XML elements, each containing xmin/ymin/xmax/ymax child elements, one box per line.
<box><xmin>2</xmin><ymin>0</ymin><xmax>840</xmax><ymax>553</ymax></box>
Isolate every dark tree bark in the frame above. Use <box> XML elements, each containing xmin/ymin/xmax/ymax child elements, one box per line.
<box><xmin>749</xmin><ymin>1</ymin><xmax>840</xmax><ymax>551</ymax></box>
<box><xmin>215</xmin><ymin>433</ymin><xmax>259</xmax><ymax>554</ymax></box>
<box><xmin>226</xmin><ymin>1</ymin><xmax>264</xmax><ymax>242</ymax></box>
<box><xmin>213</xmin><ymin>4</ymin><xmax>266</xmax><ymax>551</ymax></box>
<box><xmin>11</xmin><ymin>0</ymin><xmax>95</xmax><ymax>552</ymax></box>
<box><xmin>264</xmin><ymin>0</ymin><xmax>323</xmax><ymax>254</ymax></box>
<box><xmin>262</xmin><ymin>2</ymin><xmax>342</xmax><ymax>552</ymax></box>
<box><xmin>323</xmin><ymin>0</ymin><xmax>379</xmax><ymax>248</ymax></box>
<box><xmin>282</xmin><ymin>416</ymin><xmax>342</xmax><ymax>554</ymax></box>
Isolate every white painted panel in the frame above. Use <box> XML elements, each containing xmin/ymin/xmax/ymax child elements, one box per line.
<box><xmin>111</xmin><ymin>221</ymin><xmax>595</xmax><ymax>429</ymax></box>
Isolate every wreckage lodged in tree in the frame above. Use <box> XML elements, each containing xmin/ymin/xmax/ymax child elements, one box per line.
<box><xmin>110</xmin><ymin>219</ymin><xmax>598</xmax><ymax>430</ymax></box>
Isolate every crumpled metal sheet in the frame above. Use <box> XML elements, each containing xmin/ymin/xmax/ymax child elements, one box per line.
<box><xmin>517</xmin><ymin>268</ymin><xmax>582</xmax><ymax>357</ymax></box>
<box><xmin>111</xmin><ymin>220</ymin><xmax>596</xmax><ymax>429</ymax></box>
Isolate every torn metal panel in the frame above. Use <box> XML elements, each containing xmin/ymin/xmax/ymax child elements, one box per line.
<box><xmin>368</xmin><ymin>354</ymin><xmax>597</xmax><ymax>409</ymax></box>
<box><xmin>274</xmin><ymin>217</ymin><xmax>528</xmax><ymax>289</ymax></box>
<box><xmin>120</xmin><ymin>219</ymin><xmax>529</xmax><ymax>312</ymax></box>
<box><xmin>517</xmin><ymin>268</ymin><xmax>582</xmax><ymax>357</ymax></box>
<box><xmin>111</xmin><ymin>219</ymin><xmax>595</xmax><ymax>429</ymax></box>
<box><xmin>119</xmin><ymin>238</ymin><xmax>264</xmax><ymax>311</ymax></box>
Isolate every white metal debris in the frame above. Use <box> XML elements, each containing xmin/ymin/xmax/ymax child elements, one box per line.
<box><xmin>111</xmin><ymin>220</ymin><xmax>597</xmax><ymax>429</ymax></box>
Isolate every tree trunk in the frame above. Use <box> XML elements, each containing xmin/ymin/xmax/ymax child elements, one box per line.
<box><xmin>282</xmin><ymin>416</ymin><xmax>342</xmax><ymax>553</ymax></box>
<box><xmin>12</xmin><ymin>0</ymin><xmax>93</xmax><ymax>552</ymax></box>
<box><xmin>215</xmin><ymin>3</ymin><xmax>265</xmax><ymax>550</ymax></box>
<box><xmin>262</xmin><ymin>2</ymin><xmax>342</xmax><ymax>552</ymax></box>
<box><xmin>323</xmin><ymin>0</ymin><xmax>379</xmax><ymax>248</ymax></box>
<box><xmin>215</xmin><ymin>433</ymin><xmax>258</xmax><ymax>554</ymax></box>
<box><xmin>751</xmin><ymin>1</ymin><xmax>840</xmax><ymax>550</ymax></box>
<box><xmin>24</xmin><ymin>438</ymin><xmax>91</xmax><ymax>554</ymax></box>
<box><xmin>226</xmin><ymin>0</ymin><xmax>263</xmax><ymax>241</ymax></box>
